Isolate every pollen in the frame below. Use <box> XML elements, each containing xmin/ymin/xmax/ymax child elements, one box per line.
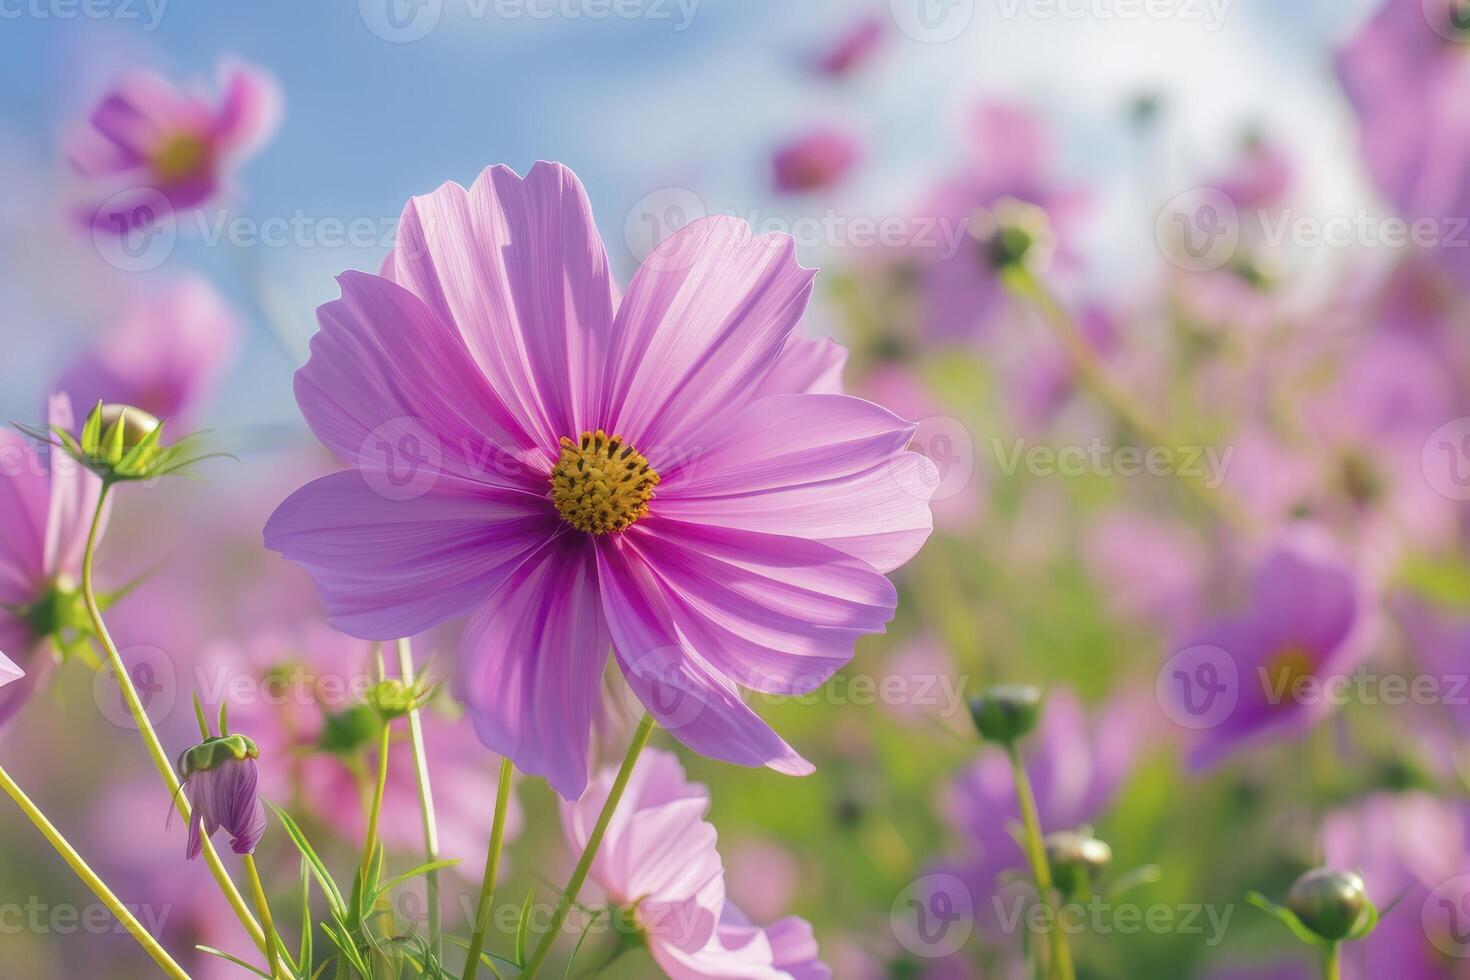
<box><xmin>551</xmin><ymin>429</ymin><xmax>660</xmax><ymax>535</ymax></box>
<box><xmin>150</xmin><ymin>131</ymin><xmax>211</xmax><ymax>186</ymax></box>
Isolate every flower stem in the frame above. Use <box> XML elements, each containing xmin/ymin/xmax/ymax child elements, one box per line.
<box><xmin>243</xmin><ymin>854</ymin><xmax>285</xmax><ymax>980</ymax></box>
<box><xmin>396</xmin><ymin>637</ymin><xmax>442</xmax><ymax>954</ymax></box>
<box><xmin>0</xmin><ymin>762</ymin><xmax>191</xmax><ymax>980</ymax></box>
<box><xmin>360</xmin><ymin>718</ymin><xmax>394</xmax><ymax>886</ymax></box>
<box><xmin>1008</xmin><ymin>743</ymin><xmax>1076</xmax><ymax>980</ymax></box>
<box><xmin>461</xmin><ymin>757</ymin><xmax>514</xmax><ymax>980</ymax></box>
<box><xmin>1000</xmin><ymin>266</ymin><xmax>1255</xmax><ymax>535</ymax></box>
<box><xmin>79</xmin><ymin>484</ymin><xmax>274</xmax><ymax>962</ymax></box>
<box><xmin>520</xmin><ymin>714</ymin><xmax>657</xmax><ymax>980</ymax></box>
<box><xmin>1324</xmin><ymin>942</ymin><xmax>1342</xmax><ymax>980</ymax></box>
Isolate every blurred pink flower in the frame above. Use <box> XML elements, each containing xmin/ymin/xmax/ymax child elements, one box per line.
<box><xmin>55</xmin><ymin>275</ymin><xmax>241</xmax><ymax>425</ymax></box>
<box><xmin>67</xmin><ymin>59</ymin><xmax>281</xmax><ymax>234</ymax></box>
<box><xmin>1009</xmin><ymin>304</ymin><xmax>1118</xmax><ymax>428</ymax></box>
<box><xmin>1324</xmin><ymin>791</ymin><xmax>1470</xmax><ymax>980</ymax></box>
<box><xmin>915</xmin><ymin>102</ymin><xmax>1088</xmax><ymax>341</ymax></box>
<box><xmin>1211</xmin><ymin>136</ymin><xmax>1293</xmax><ymax>212</ymax></box>
<box><xmin>1082</xmin><ymin>509</ymin><xmax>1208</xmax><ymax>635</ymax></box>
<box><xmin>726</xmin><ymin>839</ymin><xmax>801</xmax><ymax>924</ymax></box>
<box><xmin>812</xmin><ymin>15</ymin><xmax>884</xmax><ymax>77</ymax></box>
<box><xmin>561</xmin><ymin>747</ymin><xmax>830</xmax><ymax>979</ymax></box>
<box><xmin>1337</xmin><ymin>0</ymin><xmax>1470</xmax><ymax>279</ymax></box>
<box><xmin>772</xmin><ymin>128</ymin><xmax>861</xmax><ymax>193</ymax></box>
<box><xmin>0</xmin><ymin>394</ymin><xmax>105</xmax><ymax>728</ymax></box>
<box><xmin>265</xmin><ymin>162</ymin><xmax>936</xmax><ymax>799</ymax></box>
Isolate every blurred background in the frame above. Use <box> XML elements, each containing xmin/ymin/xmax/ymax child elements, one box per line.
<box><xmin>4</xmin><ymin>0</ymin><xmax>1470</xmax><ymax>977</ymax></box>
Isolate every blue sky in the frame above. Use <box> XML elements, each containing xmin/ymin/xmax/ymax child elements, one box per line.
<box><xmin>0</xmin><ymin>0</ymin><xmax>1382</xmax><ymax>433</ymax></box>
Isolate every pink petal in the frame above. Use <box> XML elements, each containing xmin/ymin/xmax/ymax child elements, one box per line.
<box><xmin>263</xmin><ymin>469</ymin><xmax>558</xmax><ymax>639</ymax></box>
<box><xmin>595</xmin><ymin>538</ymin><xmax>815</xmax><ymax>778</ymax></box>
<box><xmin>299</xmin><ymin>270</ymin><xmax>547</xmax><ymax>485</ymax></box>
<box><xmin>751</xmin><ymin>335</ymin><xmax>848</xmax><ymax>398</ymax></box>
<box><xmin>457</xmin><ymin>534</ymin><xmax>610</xmax><ymax>800</ymax></box>
<box><xmin>657</xmin><ymin>394</ymin><xmax>937</xmax><ymax>573</ymax></box>
<box><xmin>43</xmin><ymin>394</ymin><xmax>106</xmax><ymax>580</ymax></box>
<box><xmin>390</xmin><ymin>162</ymin><xmax>617</xmax><ymax>449</ymax></box>
<box><xmin>213</xmin><ymin>60</ymin><xmax>282</xmax><ymax>160</ymax></box>
<box><xmin>0</xmin><ymin>433</ymin><xmax>49</xmax><ymax>603</ymax></box>
<box><xmin>626</xmin><ymin>519</ymin><xmax>897</xmax><ymax>695</ymax></box>
<box><xmin>603</xmin><ymin>216</ymin><xmax>816</xmax><ymax>453</ymax></box>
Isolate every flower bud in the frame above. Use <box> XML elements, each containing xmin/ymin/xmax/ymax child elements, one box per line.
<box><xmin>175</xmin><ymin>734</ymin><xmax>266</xmax><ymax>860</ymax></box>
<box><xmin>971</xmin><ymin>198</ymin><xmax>1054</xmax><ymax>273</ymax></box>
<box><xmin>1286</xmin><ymin>868</ymin><xmax>1368</xmax><ymax>942</ymax></box>
<box><xmin>18</xmin><ymin>400</ymin><xmax>225</xmax><ymax>484</ymax></box>
<box><xmin>317</xmin><ymin>704</ymin><xmax>380</xmax><ymax>754</ymax></box>
<box><xmin>968</xmin><ymin>684</ymin><xmax>1043</xmax><ymax>745</ymax></box>
<box><xmin>1046</xmin><ymin>830</ymin><xmax>1113</xmax><ymax>899</ymax></box>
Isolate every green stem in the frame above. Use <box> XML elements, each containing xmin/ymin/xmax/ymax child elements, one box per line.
<box><xmin>1008</xmin><ymin>743</ymin><xmax>1076</xmax><ymax>980</ymax></box>
<box><xmin>1001</xmin><ymin>266</ymin><xmax>1255</xmax><ymax>535</ymax></box>
<box><xmin>461</xmin><ymin>757</ymin><xmax>515</xmax><ymax>980</ymax></box>
<box><xmin>79</xmin><ymin>484</ymin><xmax>276</xmax><ymax>962</ymax></box>
<box><xmin>520</xmin><ymin>714</ymin><xmax>657</xmax><ymax>980</ymax></box>
<box><xmin>0</xmin><ymin>763</ymin><xmax>191</xmax><ymax>980</ymax></box>
<box><xmin>396</xmin><ymin>637</ymin><xmax>442</xmax><ymax>954</ymax></box>
<box><xmin>360</xmin><ymin>719</ymin><xmax>394</xmax><ymax>886</ymax></box>
<box><xmin>243</xmin><ymin>854</ymin><xmax>285</xmax><ymax>980</ymax></box>
<box><xmin>1324</xmin><ymin>942</ymin><xmax>1341</xmax><ymax>980</ymax></box>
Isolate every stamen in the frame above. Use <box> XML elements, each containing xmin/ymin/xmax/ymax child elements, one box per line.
<box><xmin>551</xmin><ymin>429</ymin><xmax>661</xmax><ymax>534</ymax></box>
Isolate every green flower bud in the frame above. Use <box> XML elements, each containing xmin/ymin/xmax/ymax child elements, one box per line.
<box><xmin>317</xmin><ymin>704</ymin><xmax>381</xmax><ymax>754</ymax></box>
<box><xmin>1286</xmin><ymin>868</ymin><xmax>1369</xmax><ymax>942</ymax></box>
<box><xmin>176</xmin><ymin>734</ymin><xmax>260</xmax><ymax>779</ymax></box>
<box><xmin>968</xmin><ymin>684</ymin><xmax>1043</xmax><ymax>745</ymax></box>
<box><xmin>367</xmin><ymin>678</ymin><xmax>430</xmax><ymax>720</ymax></box>
<box><xmin>1046</xmin><ymin>830</ymin><xmax>1114</xmax><ymax>899</ymax></box>
<box><xmin>972</xmin><ymin>198</ymin><xmax>1055</xmax><ymax>273</ymax></box>
<box><xmin>18</xmin><ymin>401</ymin><xmax>227</xmax><ymax>485</ymax></box>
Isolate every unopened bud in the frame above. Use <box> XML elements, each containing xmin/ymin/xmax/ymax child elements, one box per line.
<box><xmin>1046</xmin><ymin>830</ymin><xmax>1113</xmax><ymax>899</ymax></box>
<box><xmin>1287</xmin><ymin>868</ymin><xmax>1369</xmax><ymax>942</ymax></box>
<box><xmin>968</xmin><ymin>685</ymin><xmax>1043</xmax><ymax>745</ymax></box>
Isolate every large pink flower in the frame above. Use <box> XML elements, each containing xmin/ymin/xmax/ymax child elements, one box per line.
<box><xmin>266</xmin><ymin>162</ymin><xmax>936</xmax><ymax>799</ymax></box>
<box><xmin>67</xmin><ymin>59</ymin><xmax>280</xmax><ymax>234</ymax></box>
<box><xmin>0</xmin><ymin>394</ymin><xmax>106</xmax><ymax>727</ymax></box>
<box><xmin>562</xmin><ymin>748</ymin><xmax>830</xmax><ymax>979</ymax></box>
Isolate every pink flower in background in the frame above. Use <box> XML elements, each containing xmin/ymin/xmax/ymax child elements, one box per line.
<box><xmin>1336</xmin><ymin>0</ymin><xmax>1470</xmax><ymax>279</ymax></box>
<box><xmin>562</xmin><ymin>748</ymin><xmax>830</xmax><ymax>979</ymax></box>
<box><xmin>266</xmin><ymin>162</ymin><xmax>936</xmax><ymax>799</ymax></box>
<box><xmin>1211</xmin><ymin>136</ymin><xmax>1293</xmax><ymax>212</ymax></box>
<box><xmin>772</xmin><ymin>128</ymin><xmax>861</xmax><ymax>193</ymax></box>
<box><xmin>1083</xmin><ymin>509</ymin><xmax>1208</xmax><ymax>635</ymax></box>
<box><xmin>916</xmin><ymin>102</ymin><xmax>1088</xmax><ymax>341</ymax></box>
<box><xmin>55</xmin><ymin>275</ymin><xmax>241</xmax><ymax>425</ymax></box>
<box><xmin>67</xmin><ymin>59</ymin><xmax>280</xmax><ymax>234</ymax></box>
<box><xmin>812</xmin><ymin>15</ymin><xmax>884</xmax><ymax>77</ymax></box>
<box><xmin>1172</xmin><ymin>538</ymin><xmax>1372</xmax><ymax>767</ymax></box>
<box><xmin>0</xmin><ymin>394</ymin><xmax>105</xmax><ymax>728</ymax></box>
<box><xmin>1324</xmin><ymin>791</ymin><xmax>1470</xmax><ymax>980</ymax></box>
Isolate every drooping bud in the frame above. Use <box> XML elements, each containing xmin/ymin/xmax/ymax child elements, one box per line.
<box><xmin>175</xmin><ymin>733</ymin><xmax>266</xmax><ymax>860</ymax></box>
<box><xmin>1286</xmin><ymin>868</ymin><xmax>1369</xmax><ymax>942</ymax></box>
<box><xmin>1045</xmin><ymin>830</ymin><xmax>1114</xmax><ymax>900</ymax></box>
<box><xmin>971</xmin><ymin>198</ymin><xmax>1054</xmax><ymax>273</ymax></box>
<box><xmin>968</xmin><ymin>684</ymin><xmax>1043</xmax><ymax>745</ymax></box>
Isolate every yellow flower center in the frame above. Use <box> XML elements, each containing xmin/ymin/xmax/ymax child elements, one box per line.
<box><xmin>150</xmin><ymin>131</ymin><xmax>211</xmax><ymax>186</ymax></box>
<box><xmin>1263</xmin><ymin>646</ymin><xmax>1315</xmax><ymax>707</ymax></box>
<box><xmin>551</xmin><ymin>430</ymin><xmax>660</xmax><ymax>534</ymax></box>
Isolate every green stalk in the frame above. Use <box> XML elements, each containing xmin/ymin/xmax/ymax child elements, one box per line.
<box><xmin>461</xmin><ymin>757</ymin><xmax>514</xmax><ymax>980</ymax></box>
<box><xmin>243</xmin><ymin>854</ymin><xmax>285</xmax><ymax>980</ymax></box>
<box><xmin>360</xmin><ymin>719</ymin><xmax>394</xmax><ymax>886</ymax></box>
<box><xmin>0</xmin><ymin>763</ymin><xmax>191</xmax><ymax>980</ymax></box>
<box><xmin>395</xmin><ymin>637</ymin><xmax>442</xmax><ymax>953</ymax></box>
<box><xmin>1324</xmin><ymin>942</ymin><xmax>1341</xmax><ymax>980</ymax></box>
<box><xmin>520</xmin><ymin>714</ymin><xmax>657</xmax><ymax>980</ymax></box>
<box><xmin>79</xmin><ymin>485</ymin><xmax>273</xmax><ymax>960</ymax></box>
<box><xmin>1008</xmin><ymin>743</ymin><xmax>1076</xmax><ymax>980</ymax></box>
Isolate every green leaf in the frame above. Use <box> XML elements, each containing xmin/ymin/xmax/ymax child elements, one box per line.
<box><xmin>81</xmin><ymin>402</ymin><xmax>103</xmax><ymax>456</ymax></box>
<box><xmin>268</xmin><ymin>802</ymin><xmax>345</xmax><ymax>918</ymax></box>
<box><xmin>563</xmin><ymin>907</ymin><xmax>605</xmax><ymax>979</ymax></box>
<box><xmin>298</xmin><ymin>858</ymin><xmax>314</xmax><ymax>971</ymax></box>
<box><xmin>1246</xmin><ymin>892</ymin><xmax>1328</xmax><ymax>948</ymax></box>
<box><xmin>195</xmin><ymin>945</ymin><xmax>273</xmax><ymax>978</ymax></box>
<box><xmin>372</xmin><ymin>859</ymin><xmax>460</xmax><ymax>906</ymax></box>
<box><xmin>515</xmin><ymin>889</ymin><xmax>535</xmax><ymax>968</ymax></box>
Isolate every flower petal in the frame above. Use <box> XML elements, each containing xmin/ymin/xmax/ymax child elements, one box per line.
<box><xmin>751</xmin><ymin>335</ymin><xmax>848</xmax><ymax>399</ymax></box>
<box><xmin>264</xmin><ymin>469</ymin><xmax>558</xmax><ymax>639</ymax></box>
<box><xmin>603</xmin><ymin>216</ymin><xmax>816</xmax><ymax>453</ymax></box>
<box><xmin>458</xmin><ymin>533</ymin><xmax>609</xmax><ymax>800</ymax></box>
<box><xmin>390</xmin><ymin>162</ymin><xmax>617</xmax><ymax>448</ymax></box>
<box><xmin>43</xmin><ymin>394</ymin><xmax>107</xmax><ymax>580</ymax></box>
<box><xmin>658</xmin><ymin>394</ymin><xmax>936</xmax><ymax>573</ymax></box>
<box><xmin>298</xmin><ymin>270</ymin><xmax>546</xmax><ymax>485</ymax></box>
<box><xmin>595</xmin><ymin>538</ymin><xmax>814</xmax><ymax>777</ymax></box>
<box><xmin>214</xmin><ymin>60</ymin><xmax>281</xmax><ymax>159</ymax></box>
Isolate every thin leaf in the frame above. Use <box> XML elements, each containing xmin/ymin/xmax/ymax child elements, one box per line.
<box><xmin>516</xmin><ymin>889</ymin><xmax>535</xmax><ymax>968</ymax></box>
<box><xmin>372</xmin><ymin>859</ymin><xmax>460</xmax><ymax>905</ymax></box>
<box><xmin>562</xmin><ymin>907</ymin><xmax>605</xmax><ymax>979</ymax></box>
<box><xmin>268</xmin><ymin>802</ymin><xmax>345</xmax><ymax>917</ymax></box>
<box><xmin>196</xmin><ymin>945</ymin><xmax>272</xmax><ymax>978</ymax></box>
<box><xmin>298</xmin><ymin>857</ymin><xmax>314</xmax><ymax>970</ymax></box>
<box><xmin>1246</xmin><ymin>892</ymin><xmax>1327</xmax><ymax>947</ymax></box>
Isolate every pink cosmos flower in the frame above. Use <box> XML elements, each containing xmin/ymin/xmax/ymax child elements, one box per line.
<box><xmin>265</xmin><ymin>162</ymin><xmax>936</xmax><ymax>799</ymax></box>
<box><xmin>811</xmin><ymin>15</ymin><xmax>885</xmax><ymax>77</ymax></box>
<box><xmin>1336</xmin><ymin>0</ymin><xmax>1470</xmax><ymax>278</ymax></box>
<box><xmin>67</xmin><ymin>60</ymin><xmax>281</xmax><ymax>234</ymax></box>
<box><xmin>0</xmin><ymin>394</ymin><xmax>106</xmax><ymax>727</ymax></box>
<box><xmin>561</xmin><ymin>748</ymin><xmax>830</xmax><ymax>979</ymax></box>
<box><xmin>772</xmin><ymin>129</ymin><xmax>861</xmax><ymax>193</ymax></box>
<box><xmin>55</xmin><ymin>275</ymin><xmax>241</xmax><ymax>426</ymax></box>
